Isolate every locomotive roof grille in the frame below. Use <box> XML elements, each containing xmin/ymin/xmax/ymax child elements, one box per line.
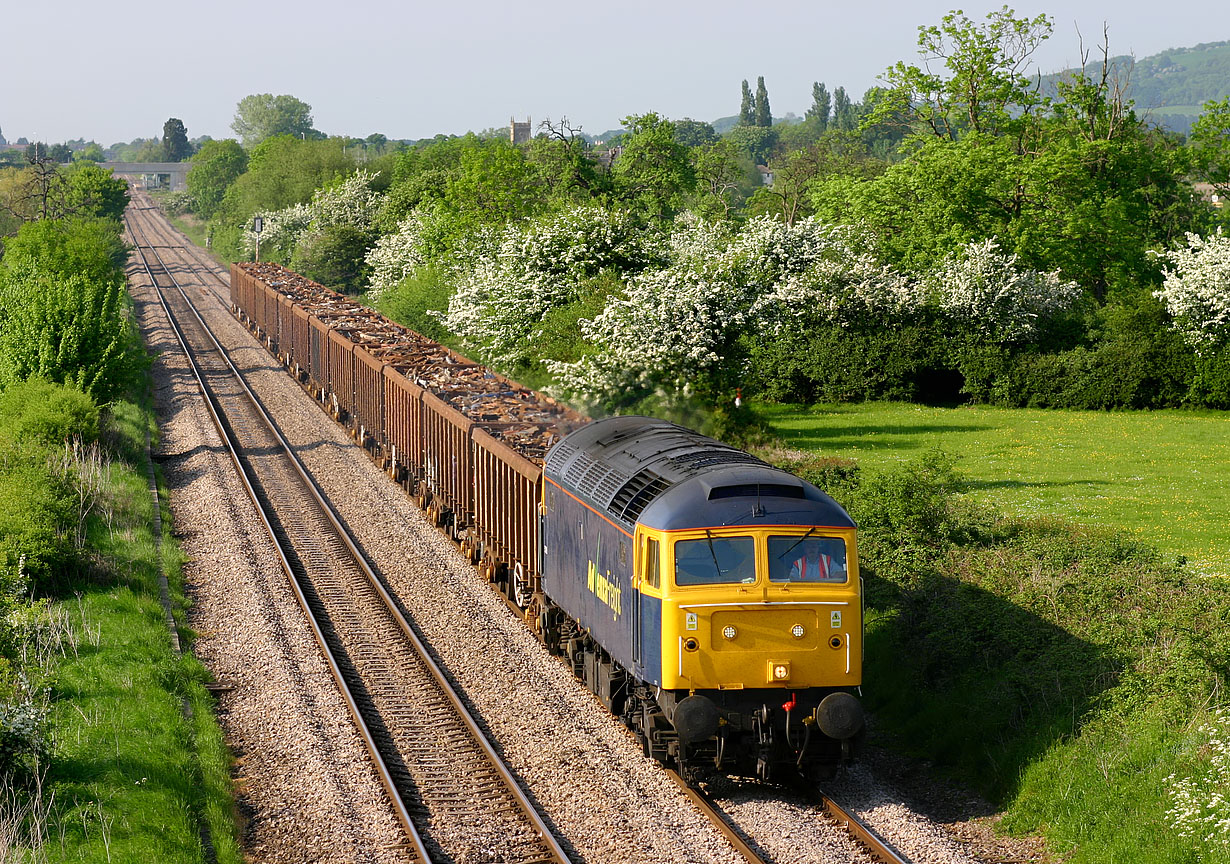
<box><xmin>708</xmin><ymin>483</ymin><xmax>805</xmax><ymax>501</ymax></box>
<box><xmin>664</xmin><ymin>450</ymin><xmax>766</xmax><ymax>472</ymax></box>
<box><xmin>610</xmin><ymin>470</ymin><xmax>671</xmax><ymax>523</ymax></box>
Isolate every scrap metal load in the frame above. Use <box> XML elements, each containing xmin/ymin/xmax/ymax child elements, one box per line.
<box><xmin>230</xmin><ymin>262</ymin><xmax>587</xmax><ymax>583</ymax></box>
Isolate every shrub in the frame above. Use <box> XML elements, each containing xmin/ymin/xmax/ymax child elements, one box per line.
<box><xmin>290</xmin><ymin>225</ymin><xmax>373</xmax><ymax>293</ymax></box>
<box><xmin>0</xmin><ymin>266</ymin><xmax>143</xmax><ymax>403</ymax></box>
<box><xmin>0</xmin><ymin>379</ymin><xmax>99</xmax><ymax>447</ymax></box>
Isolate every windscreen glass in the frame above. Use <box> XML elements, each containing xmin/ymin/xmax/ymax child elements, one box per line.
<box><xmin>673</xmin><ymin>536</ymin><xmax>756</xmax><ymax>585</ymax></box>
<box><xmin>767</xmin><ymin>535</ymin><xmax>848</xmax><ymax>583</ymax></box>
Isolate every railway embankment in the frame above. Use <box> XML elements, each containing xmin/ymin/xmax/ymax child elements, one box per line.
<box><xmin>772</xmin><ymin>448</ymin><xmax>1230</xmax><ymax>863</ymax></box>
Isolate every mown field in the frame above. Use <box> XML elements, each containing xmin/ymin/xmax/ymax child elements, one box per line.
<box><xmin>758</xmin><ymin>402</ymin><xmax>1230</xmax><ymax>577</ymax></box>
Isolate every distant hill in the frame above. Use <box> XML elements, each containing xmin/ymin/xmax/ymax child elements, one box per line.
<box><xmin>1041</xmin><ymin>40</ymin><xmax>1230</xmax><ymax>134</ymax></box>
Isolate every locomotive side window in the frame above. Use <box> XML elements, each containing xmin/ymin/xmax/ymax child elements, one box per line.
<box><xmin>768</xmin><ymin>535</ymin><xmax>848</xmax><ymax>583</ymax></box>
<box><xmin>674</xmin><ymin>536</ymin><xmax>755</xmax><ymax>585</ymax></box>
<box><xmin>645</xmin><ymin>537</ymin><xmax>660</xmax><ymax>588</ymax></box>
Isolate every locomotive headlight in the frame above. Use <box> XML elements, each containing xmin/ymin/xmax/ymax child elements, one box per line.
<box><xmin>791</xmin><ymin>624</ymin><xmax>805</xmax><ymax>639</ymax></box>
<box><xmin>769</xmin><ymin>661</ymin><xmax>791</xmax><ymax>682</ymax></box>
<box><xmin>722</xmin><ymin>625</ymin><xmax>737</xmax><ymax>640</ymax></box>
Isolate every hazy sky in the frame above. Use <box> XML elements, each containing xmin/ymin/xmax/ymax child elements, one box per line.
<box><xmin>6</xmin><ymin>0</ymin><xmax>1229</xmax><ymax>146</ymax></box>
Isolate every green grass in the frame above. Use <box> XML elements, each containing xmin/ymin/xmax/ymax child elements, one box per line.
<box><xmin>758</xmin><ymin>401</ymin><xmax>1230</xmax><ymax>577</ymax></box>
<box><xmin>36</xmin><ymin>399</ymin><xmax>242</xmax><ymax>863</ymax></box>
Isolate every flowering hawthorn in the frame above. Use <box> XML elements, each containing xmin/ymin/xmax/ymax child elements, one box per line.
<box><xmin>924</xmin><ymin>239</ymin><xmax>1080</xmax><ymax>344</ymax></box>
<box><xmin>242</xmin><ymin>170</ymin><xmax>382</xmax><ymax>260</ymax></box>
<box><xmin>1153</xmin><ymin>231</ymin><xmax>1230</xmax><ymax>352</ymax></box>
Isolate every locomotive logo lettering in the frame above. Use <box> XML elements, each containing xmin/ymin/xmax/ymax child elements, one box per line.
<box><xmin>586</xmin><ymin>558</ymin><xmax>622</xmax><ymax>620</ymax></box>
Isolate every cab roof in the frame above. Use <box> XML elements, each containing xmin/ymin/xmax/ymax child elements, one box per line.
<box><xmin>543</xmin><ymin>416</ymin><xmax>855</xmax><ymax>533</ymax></box>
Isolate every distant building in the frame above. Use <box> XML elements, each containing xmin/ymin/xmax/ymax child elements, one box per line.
<box><xmin>1194</xmin><ymin>182</ymin><xmax>1225</xmax><ymax>208</ymax></box>
<box><xmin>510</xmin><ymin>117</ymin><xmax>531</xmax><ymax>144</ymax></box>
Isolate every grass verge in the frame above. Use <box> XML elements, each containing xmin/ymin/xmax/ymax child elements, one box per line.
<box><xmin>33</xmin><ymin>398</ymin><xmax>242</xmax><ymax>863</ymax></box>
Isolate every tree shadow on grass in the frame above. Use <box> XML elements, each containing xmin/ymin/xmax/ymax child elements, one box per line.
<box><xmin>862</xmin><ymin>572</ymin><xmax>1123</xmax><ymax>808</ymax></box>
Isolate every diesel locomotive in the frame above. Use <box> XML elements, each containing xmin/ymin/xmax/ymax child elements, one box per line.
<box><xmin>230</xmin><ymin>263</ymin><xmax>864</xmax><ymax>783</ymax></box>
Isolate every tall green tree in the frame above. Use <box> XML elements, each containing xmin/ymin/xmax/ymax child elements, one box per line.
<box><xmin>755</xmin><ymin>76</ymin><xmax>772</xmax><ymax>127</ymax></box>
<box><xmin>187</xmin><ymin>139</ymin><xmax>248</xmax><ymax>218</ymax></box>
<box><xmin>1191</xmin><ymin>96</ymin><xmax>1230</xmax><ymax>199</ymax></box>
<box><xmin>833</xmin><ymin>87</ymin><xmax>856</xmax><ymax>131</ymax></box>
<box><xmin>161</xmin><ymin>118</ymin><xmax>192</xmax><ymax>162</ymax></box>
<box><xmin>612</xmin><ymin>113</ymin><xmax>694</xmax><ymax>220</ymax></box>
<box><xmin>873</xmin><ymin>6</ymin><xmax>1052</xmax><ymax>140</ymax></box>
<box><xmin>231</xmin><ymin>94</ymin><xmax>316</xmax><ymax>147</ymax></box>
<box><xmin>739</xmin><ymin>80</ymin><xmax>755</xmax><ymax>126</ymax></box>
<box><xmin>807</xmin><ymin>82</ymin><xmax>831</xmax><ymax>131</ymax></box>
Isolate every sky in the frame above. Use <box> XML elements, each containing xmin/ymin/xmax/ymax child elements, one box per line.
<box><xmin>5</xmin><ymin>0</ymin><xmax>1230</xmax><ymax>146</ymax></box>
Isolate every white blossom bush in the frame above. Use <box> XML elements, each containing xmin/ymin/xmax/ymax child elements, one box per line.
<box><xmin>242</xmin><ymin>170</ymin><xmax>382</xmax><ymax>260</ymax></box>
<box><xmin>1153</xmin><ymin>231</ymin><xmax>1230</xmax><ymax>352</ymax></box>
<box><xmin>1166</xmin><ymin>709</ymin><xmax>1230</xmax><ymax>851</ymax></box>
<box><xmin>365</xmin><ymin>211</ymin><xmax>434</xmax><ymax>299</ymax></box>
<box><xmin>549</xmin><ymin>215</ymin><xmax>918</xmax><ymax>404</ymax></box>
<box><xmin>242</xmin><ymin>201</ymin><xmax>314</xmax><ymax>261</ymax></box>
<box><xmin>439</xmin><ymin>206</ymin><xmax>664</xmax><ymax>366</ymax></box>
<box><xmin>925</xmin><ymin>239</ymin><xmax>1080</xmax><ymax>343</ymax></box>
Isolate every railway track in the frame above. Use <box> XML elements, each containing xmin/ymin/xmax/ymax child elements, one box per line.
<box><xmin>124</xmin><ymin>206</ymin><xmax>573</xmax><ymax>864</ymax></box>
<box><xmin>666</xmin><ymin>769</ymin><xmax>912</xmax><ymax>864</ymax></box>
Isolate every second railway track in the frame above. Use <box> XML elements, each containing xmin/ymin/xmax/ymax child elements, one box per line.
<box><xmin>124</xmin><ymin>205</ymin><xmax>573</xmax><ymax>864</ymax></box>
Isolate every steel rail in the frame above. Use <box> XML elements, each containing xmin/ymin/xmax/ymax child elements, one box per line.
<box><xmin>665</xmin><ymin>770</ymin><xmax>772</xmax><ymax>864</ymax></box>
<box><xmin>125</xmin><ymin>206</ymin><xmax>572</xmax><ymax>864</ymax></box>
<box><xmin>815</xmin><ymin>789</ymin><xmax>913</xmax><ymax>864</ymax></box>
<box><xmin>124</xmin><ymin>209</ymin><xmax>433</xmax><ymax>861</ymax></box>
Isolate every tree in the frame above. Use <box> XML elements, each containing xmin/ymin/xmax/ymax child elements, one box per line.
<box><xmin>187</xmin><ymin>139</ymin><xmax>248</xmax><ymax>218</ymax></box>
<box><xmin>231</xmin><ymin>94</ymin><xmax>316</xmax><ymax>147</ymax></box>
<box><xmin>1191</xmin><ymin>97</ymin><xmax>1230</xmax><ymax>199</ymax></box>
<box><xmin>833</xmin><ymin>87</ymin><xmax>856</xmax><ymax>131</ymax></box>
<box><xmin>739</xmin><ymin>80</ymin><xmax>755</xmax><ymax>126</ymax></box>
<box><xmin>72</xmin><ymin>143</ymin><xmax>105</xmax><ymax>163</ymax></box>
<box><xmin>726</xmin><ymin>124</ymin><xmax>777</xmax><ymax>166</ymax></box>
<box><xmin>874</xmin><ymin>7</ymin><xmax>1052</xmax><ymax>141</ymax></box>
<box><xmin>47</xmin><ymin>144</ymin><xmax>71</xmax><ymax>163</ymax></box>
<box><xmin>755</xmin><ymin>76</ymin><xmax>772</xmax><ymax>128</ymax></box>
<box><xmin>807</xmin><ymin>82</ymin><xmax>831</xmax><ymax>132</ymax></box>
<box><xmin>674</xmin><ymin>119</ymin><xmax>719</xmax><ymax>148</ymax></box>
<box><xmin>161</xmin><ymin>118</ymin><xmax>192</xmax><ymax>162</ymax></box>
<box><xmin>612</xmin><ymin>113</ymin><xmax>694</xmax><ymax>220</ymax></box>
<box><xmin>63</xmin><ymin>164</ymin><xmax>129</xmax><ymax>221</ymax></box>
<box><xmin>691</xmin><ymin>141</ymin><xmax>746</xmax><ymax>219</ymax></box>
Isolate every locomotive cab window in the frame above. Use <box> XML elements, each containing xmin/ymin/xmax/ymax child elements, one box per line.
<box><xmin>643</xmin><ymin>537</ymin><xmax>660</xmax><ymax>589</ymax></box>
<box><xmin>768</xmin><ymin>535</ymin><xmax>848</xmax><ymax>583</ymax></box>
<box><xmin>674</xmin><ymin>536</ymin><xmax>755</xmax><ymax>586</ymax></box>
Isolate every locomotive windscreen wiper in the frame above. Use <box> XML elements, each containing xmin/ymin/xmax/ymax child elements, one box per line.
<box><xmin>776</xmin><ymin>526</ymin><xmax>819</xmax><ymax>561</ymax></box>
<box><xmin>704</xmin><ymin>529</ymin><xmax>722</xmax><ymax>576</ymax></box>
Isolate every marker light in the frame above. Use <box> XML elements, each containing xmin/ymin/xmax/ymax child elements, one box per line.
<box><xmin>791</xmin><ymin>624</ymin><xmax>805</xmax><ymax>638</ymax></box>
<box><xmin>723</xmin><ymin>625</ymin><xmax>737</xmax><ymax>640</ymax></box>
<box><xmin>769</xmin><ymin>662</ymin><xmax>791</xmax><ymax>682</ymax></box>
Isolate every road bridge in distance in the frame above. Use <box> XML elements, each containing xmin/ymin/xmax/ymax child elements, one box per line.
<box><xmin>100</xmin><ymin>161</ymin><xmax>189</xmax><ymax>191</ymax></box>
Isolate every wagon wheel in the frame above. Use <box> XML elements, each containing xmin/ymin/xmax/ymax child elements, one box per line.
<box><xmin>511</xmin><ymin>562</ymin><xmax>531</xmax><ymax>609</ymax></box>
